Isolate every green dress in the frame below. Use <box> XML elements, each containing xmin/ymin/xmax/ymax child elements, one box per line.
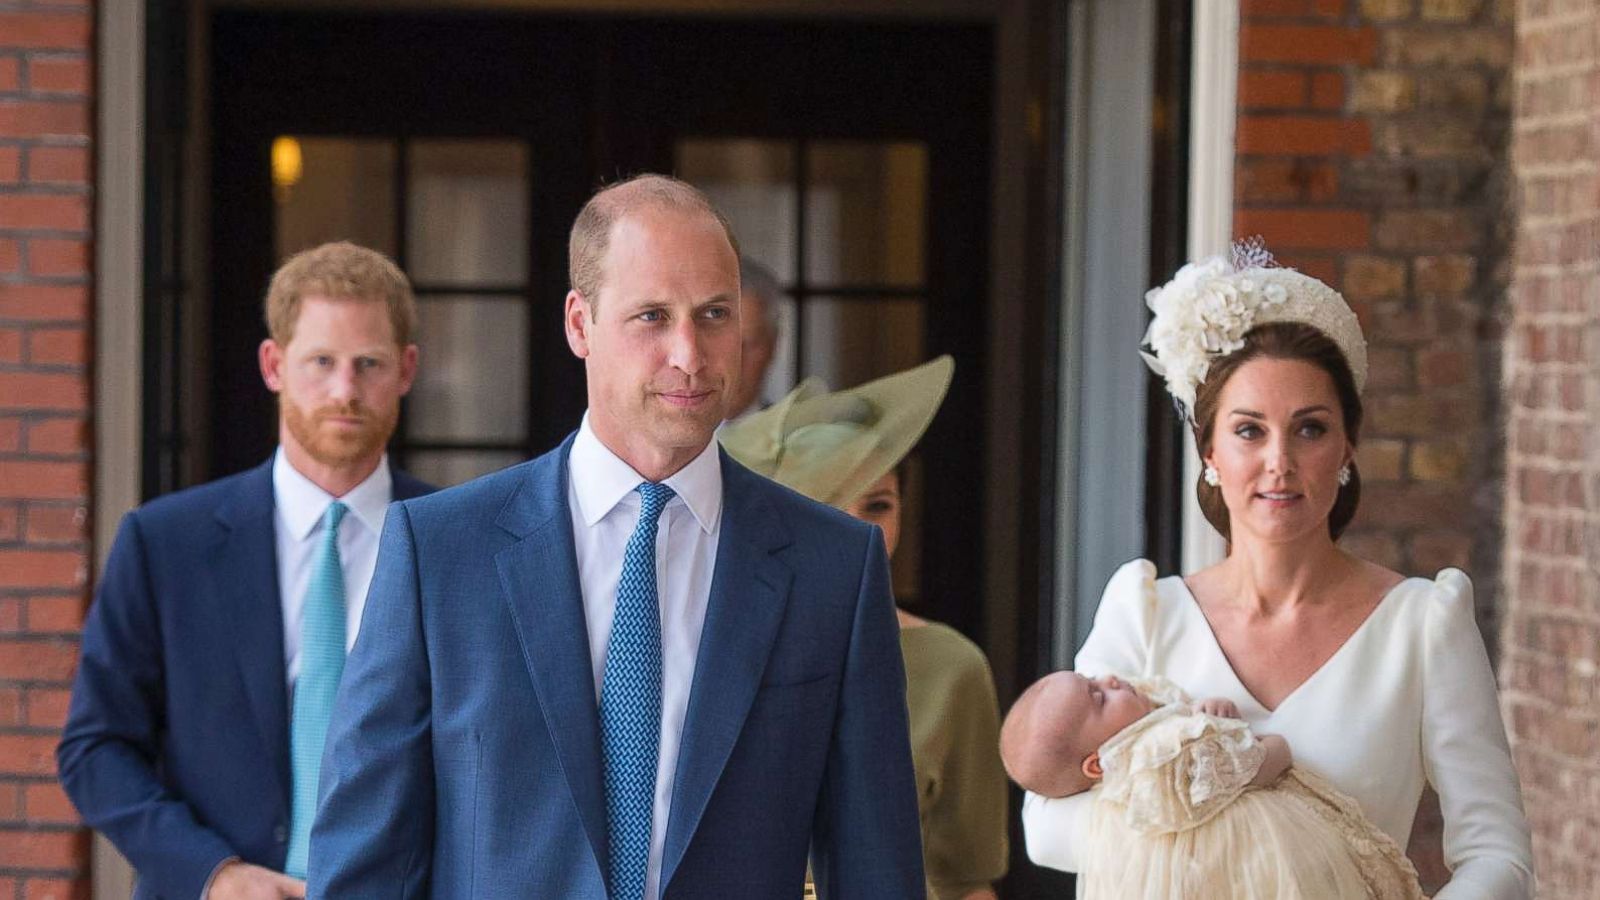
<box><xmin>900</xmin><ymin>623</ymin><xmax>1009</xmax><ymax>899</ymax></box>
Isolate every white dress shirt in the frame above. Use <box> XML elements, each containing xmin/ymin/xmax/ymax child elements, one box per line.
<box><xmin>273</xmin><ymin>449</ymin><xmax>393</xmax><ymax>692</ymax></box>
<box><xmin>568</xmin><ymin>414</ymin><xmax>723</xmax><ymax>900</ymax></box>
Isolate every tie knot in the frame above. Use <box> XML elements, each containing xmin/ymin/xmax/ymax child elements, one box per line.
<box><xmin>635</xmin><ymin>482</ymin><xmax>675</xmax><ymax>521</ymax></box>
<box><xmin>323</xmin><ymin>500</ymin><xmax>349</xmax><ymax>532</ymax></box>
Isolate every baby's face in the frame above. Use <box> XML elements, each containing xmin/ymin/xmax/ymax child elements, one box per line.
<box><xmin>1044</xmin><ymin>672</ymin><xmax>1155</xmax><ymax>750</ymax></box>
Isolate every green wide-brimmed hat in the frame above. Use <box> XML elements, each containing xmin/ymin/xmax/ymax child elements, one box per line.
<box><xmin>719</xmin><ymin>355</ymin><xmax>954</xmax><ymax>507</ymax></box>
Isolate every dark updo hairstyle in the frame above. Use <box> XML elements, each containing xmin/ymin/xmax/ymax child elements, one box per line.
<box><xmin>1191</xmin><ymin>321</ymin><xmax>1363</xmax><ymax>542</ymax></box>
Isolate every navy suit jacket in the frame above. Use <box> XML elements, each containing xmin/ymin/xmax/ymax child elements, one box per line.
<box><xmin>56</xmin><ymin>458</ymin><xmax>433</xmax><ymax>900</ymax></box>
<box><xmin>308</xmin><ymin>435</ymin><xmax>925</xmax><ymax>898</ymax></box>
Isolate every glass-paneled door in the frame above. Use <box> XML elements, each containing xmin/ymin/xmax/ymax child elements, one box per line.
<box><xmin>274</xmin><ymin>137</ymin><xmax>535</xmax><ymax>486</ymax></box>
<box><xmin>678</xmin><ymin>138</ymin><xmax>932</xmax><ymax>603</ymax></box>
<box><xmin>207</xmin><ymin>12</ymin><xmax>591</xmax><ymax>483</ymax></box>
<box><xmin>208</xmin><ymin>11</ymin><xmax>991</xmax><ymax>634</ymax></box>
<box><xmin>597</xmin><ymin>18</ymin><xmax>994</xmax><ymax>627</ymax></box>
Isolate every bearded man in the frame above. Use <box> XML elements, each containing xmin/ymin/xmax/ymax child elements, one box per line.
<box><xmin>58</xmin><ymin>242</ymin><xmax>435</xmax><ymax>900</ymax></box>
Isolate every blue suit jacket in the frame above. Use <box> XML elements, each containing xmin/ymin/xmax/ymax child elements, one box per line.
<box><xmin>308</xmin><ymin>436</ymin><xmax>925</xmax><ymax>898</ymax></box>
<box><xmin>56</xmin><ymin>458</ymin><xmax>434</xmax><ymax>900</ymax></box>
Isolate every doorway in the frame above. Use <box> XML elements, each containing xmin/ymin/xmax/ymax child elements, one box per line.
<box><xmin>208</xmin><ymin>8</ymin><xmax>993</xmax><ymax>652</ymax></box>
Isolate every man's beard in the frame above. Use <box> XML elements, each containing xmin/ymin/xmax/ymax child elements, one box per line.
<box><xmin>281</xmin><ymin>397</ymin><xmax>397</xmax><ymax>469</ymax></box>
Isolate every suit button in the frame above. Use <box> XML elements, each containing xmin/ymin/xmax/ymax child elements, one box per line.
<box><xmin>274</xmin><ymin>825</ymin><xmax>287</xmax><ymax>843</ymax></box>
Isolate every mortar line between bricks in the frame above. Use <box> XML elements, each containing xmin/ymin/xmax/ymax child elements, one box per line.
<box><xmin>0</xmin><ymin>236</ymin><xmax>90</xmax><ymax>245</ymax></box>
<box><xmin>0</xmin><ymin>185</ymin><xmax>90</xmax><ymax>196</ymax></box>
<box><xmin>1502</xmin><ymin>693</ymin><xmax>1599</xmax><ymax>716</ymax></box>
<box><xmin>0</xmin><ymin>367</ymin><xmax>88</xmax><ymax>377</ymax></box>
<box><xmin>1517</xmin><ymin>14</ymin><xmax>1600</xmax><ymax>34</ymax></box>
<box><xmin>1508</xmin><ymin>739</ymin><xmax>1600</xmax><ymax>769</ymax></box>
<box><xmin>1500</xmin><ymin>608</ymin><xmax>1600</xmax><ymax>629</ymax></box>
<box><xmin>0</xmin><ymin>322</ymin><xmax>94</xmax><ymax>331</ymax></box>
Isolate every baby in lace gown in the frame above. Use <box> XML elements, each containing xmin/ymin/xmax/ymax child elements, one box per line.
<box><xmin>1001</xmin><ymin>672</ymin><xmax>1425</xmax><ymax>900</ymax></box>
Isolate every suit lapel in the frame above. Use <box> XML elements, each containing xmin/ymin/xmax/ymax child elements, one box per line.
<box><xmin>214</xmin><ymin>460</ymin><xmax>292</xmax><ymax>803</ymax></box>
<box><xmin>494</xmin><ymin>437</ymin><xmax>610</xmax><ymax>876</ymax></box>
<box><xmin>207</xmin><ymin>459</ymin><xmax>430</xmax><ymax>810</ymax></box>
<box><xmin>661</xmin><ymin>456</ymin><xmax>794</xmax><ymax>888</ymax></box>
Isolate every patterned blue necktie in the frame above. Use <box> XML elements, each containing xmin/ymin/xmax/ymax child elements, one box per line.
<box><xmin>601</xmin><ymin>482</ymin><xmax>674</xmax><ymax>900</ymax></box>
<box><xmin>285</xmin><ymin>500</ymin><xmax>349</xmax><ymax>878</ymax></box>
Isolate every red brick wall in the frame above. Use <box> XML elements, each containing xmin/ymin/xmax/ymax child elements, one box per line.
<box><xmin>1234</xmin><ymin>0</ymin><xmax>1515</xmax><ymax>889</ymax></box>
<box><xmin>1503</xmin><ymin>1</ymin><xmax>1600</xmax><ymax>895</ymax></box>
<box><xmin>0</xmin><ymin>1</ymin><xmax>95</xmax><ymax>897</ymax></box>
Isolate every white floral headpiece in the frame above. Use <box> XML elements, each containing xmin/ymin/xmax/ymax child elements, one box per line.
<box><xmin>1140</xmin><ymin>238</ymin><xmax>1368</xmax><ymax>421</ymax></box>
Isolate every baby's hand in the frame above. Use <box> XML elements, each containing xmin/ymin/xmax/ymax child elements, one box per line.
<box><xmin>1197</xmin><ymin>698</ymin><xmax>1240</xmax><ymax>719</ymax></box>
<box><xmin>1251</xmin><ymin>734</ymin><xmax>1293</xmax><ymax>787</ymax></box>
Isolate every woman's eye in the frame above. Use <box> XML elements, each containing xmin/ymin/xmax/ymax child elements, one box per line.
<box><xmin>1234</xmin><ymin>424</ymin><xmax>1262</xmax><ymax>439</ymax></box>
<box><xmin>1298</xmin><ymin>421</ymin><xmax>1328</xmax><ymax>438</ymax></box>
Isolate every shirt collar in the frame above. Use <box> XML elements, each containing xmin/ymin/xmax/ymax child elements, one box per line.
<box><xmin>272</xmin><ymin>448</ymin><xmax>394</xmax><ymax>540</ymax></box>
<box><xmin>570</xmin><ymin>413</ymin><xmax>723</xmax><ymax>534</ymax></box>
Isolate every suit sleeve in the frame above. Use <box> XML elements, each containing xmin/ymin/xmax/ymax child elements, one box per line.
<box><xmin>55</xmin><ymin>511</ymin><xmax>239</xmax><ymax>900</ymax></box>
<box><xmin>810</xmin><ymin>527</ymin><xmax>926</xmax><ymax>899</ymax></box>
<box><xmin>308</xmin><ymin>501</ymin><xmax>435</xmax><ymax>897</ymax></box>
<box><xmin>1021</xmin><ymin>558</ymin><xmax>1155</xmax><ymax>873</ymax></box>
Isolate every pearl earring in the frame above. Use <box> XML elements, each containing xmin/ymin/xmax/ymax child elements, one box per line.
<box><xmin>1203</xmin><ymin>465</ymin><xmax>1221</xmax><ymax>487</ymax></box>
<box><xmin>1337</xmin><ymin>465</ymin><xmax>1352</xmax><ymax>487</ymax></box>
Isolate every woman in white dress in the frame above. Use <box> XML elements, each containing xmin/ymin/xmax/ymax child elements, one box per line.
<box><xmin>1021</xmin><ymin>246</ymin><xmax>1534</xmax><ymax>898</ymax></box>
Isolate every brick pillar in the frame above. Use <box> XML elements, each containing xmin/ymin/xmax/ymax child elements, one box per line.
<box><xmin>1504</xmin><ymin>1</ymin><xmax>1600</xmax><ymax>895</ymax></box>
<box><xmin>0</xmin><ymin>2</ymin><xmax>95</xmax><ymax>897</ymax></box>
<box><xmin>1233</xmin><ymin>0</ymin><xmax>1514</xmax><ymax>889</ymax></box>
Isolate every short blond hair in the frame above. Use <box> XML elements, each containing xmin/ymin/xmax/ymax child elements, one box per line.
<box><xmin>568</xmin><ymin>174</ymin><xmax>738</xmax><ymax>308</ymax></box>
<box><xmin>265</xmin><ymin>241</ymin><xmax>417</xmax><ymax>346</ymax></box>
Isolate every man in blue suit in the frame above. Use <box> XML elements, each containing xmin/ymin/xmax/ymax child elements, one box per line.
<box><xmin>309</xmin><ymin>175</ymin><xmax>925</xmax><ymax>898</ymax></box>
<box><xmin>57</xmin><ymin>243</ymin><xmax>435</xmax><ymax>900</ymax></box>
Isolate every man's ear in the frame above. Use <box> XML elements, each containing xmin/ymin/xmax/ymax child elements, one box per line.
<box><xmin>564</xmin><ymin>290</ymin><xmax>592</xmax><ymax>359</ymax></box>
<box><xmin>1082</xmin><ymin>752</ymin><xmax>1103</xmax><ymax>782</ymax></box>
<box><xmin>259</xmin><ymin>339</ymin><xmax>285</xmax><ymax>393</ymax></box>
<box><xmin>397</xmin><ymin>343</ymin><xmax>420</xmax><ymax>396</ymax></box>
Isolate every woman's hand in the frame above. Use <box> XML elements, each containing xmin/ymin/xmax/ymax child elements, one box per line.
<box><xmin>1197</xmin><ymin>697</ymin><xmax>1240</xmax><ymax>719</ymax></box>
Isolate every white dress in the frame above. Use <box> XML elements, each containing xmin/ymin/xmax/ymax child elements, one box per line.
<box><xmin>1022</xmin><ymin>559</ymin><xmax>1534</xmax><ymax>899</ymax></box>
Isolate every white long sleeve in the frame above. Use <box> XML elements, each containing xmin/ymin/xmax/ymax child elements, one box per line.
<box><xmin>1423</xmin><ymin>571</ymin><xmax>1534</xmax><ymax>899</ymax></box>
<box><xmin>1020</xmin><ymin>561</ymin><xmax>1155</xmax><ymax>873</ymax></box>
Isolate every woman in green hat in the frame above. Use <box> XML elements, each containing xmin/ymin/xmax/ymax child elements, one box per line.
<box><xmin>720</xmin><ymin>356</ymin><xmax>1008</xmax><ymax>900</ymax></box>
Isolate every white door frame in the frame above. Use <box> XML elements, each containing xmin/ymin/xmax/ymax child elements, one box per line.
<box><xmin>1052</xmin><ymin>0</ymin><xmax>1235</xmax><ymax>663</ymax></box>
<box><xmin>1181</xmin><ymin>0</ymin><xmax>1236</xmax><ymax>573</ymax></box>
<box><xmin>93</xmin><ymin>0</ymin><xmax>143</xmax><ymax>894</ymax></box>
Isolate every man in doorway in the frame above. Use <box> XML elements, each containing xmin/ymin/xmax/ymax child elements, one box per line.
<box><xmin>309</xmin><ymin>175</ymin><xmax>924</xmax><ymax>898</ymax></box>
<box><xmin>726</xmin><ymin>256</ymin><xmax>783</xmax><ymax>420</ymax></box>
<box><xmin>57</xmin><ymin>242</ymin><xmax>434</xmax><ymax>900</ymax></box>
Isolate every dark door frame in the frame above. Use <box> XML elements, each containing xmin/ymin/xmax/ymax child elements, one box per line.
<box><xmin>148</xmin><ymin>7</ymin><xmax>1193</xmax><ymax>897</ymax></box>
<box><xmin>208</xmin><ymin>10</ymin><xmax>994</xmax><ymax>638</ymax></box>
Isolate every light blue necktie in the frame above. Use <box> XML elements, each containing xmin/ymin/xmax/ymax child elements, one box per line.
<box><xmin>601</xmin><ymin>483</ymin><xmax>674</xmax><ymax>900</ymax></box>
<box><xmin>285</xmin><ymin>500</ymin><xmax>348</xmax><ymax>878</ymax></box>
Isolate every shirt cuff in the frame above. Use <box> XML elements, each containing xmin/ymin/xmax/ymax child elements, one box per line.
<box><xmin>199</xmin><ymin>856</ymin><xmax>239</xmax><ymax>900</ymax></box>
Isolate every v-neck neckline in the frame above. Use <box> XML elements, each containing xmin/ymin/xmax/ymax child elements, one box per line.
<box><xmin>1171</xmin><ymin>574</ymin><xmax>1413</xmax><ymax>716</ymax></box>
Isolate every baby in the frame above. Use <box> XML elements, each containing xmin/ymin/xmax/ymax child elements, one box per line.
<box><xmin>1001</xmin><ymin>672</ymin><xmax>1425</xmax><ymax>900</ymax></box>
